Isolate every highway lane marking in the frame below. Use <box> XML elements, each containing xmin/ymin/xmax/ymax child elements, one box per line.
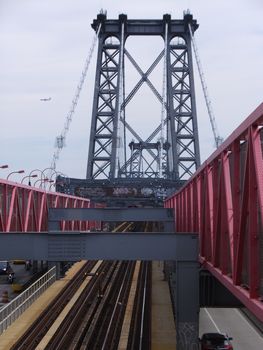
<box><xmin>204</xmin><ymin>308</ymin><xmax>221</xmax><ymax>333</ymax></box>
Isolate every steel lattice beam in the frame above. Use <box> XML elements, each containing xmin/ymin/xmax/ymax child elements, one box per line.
<box><xmin>165</xmin><ymin>102</ymin><xmax>263</xmax><ymax>323</ymax></box>
<box><xmin>0</xmin><ymin>180</ymin><xmax>92</xmax><ymax>232</ymax></box>
<box><xmin>86</xmin><ymin>13</ymin><xmax>200</xmax><ymax>181</ymax></box>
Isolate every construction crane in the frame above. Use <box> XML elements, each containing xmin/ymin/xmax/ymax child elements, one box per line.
<box><xmin>50</xmin><ymin>18</ymin><xmax>103</xmax><ymax>171</ymax></box>
<box><xmin>188</xmin><ymin>16</ymin><xmax>223</xmax><ymax>148</ymax></box>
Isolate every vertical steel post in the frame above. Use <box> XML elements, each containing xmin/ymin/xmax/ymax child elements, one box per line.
<box><xmin>87</xmin><ymin>13</ymin><xmax>200</xmax><ymax>181</ymax></box>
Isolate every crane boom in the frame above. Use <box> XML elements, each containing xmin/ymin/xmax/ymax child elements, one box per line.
<box><xmin>50</xmin><ymin>21</ymin><xmax>102</xmax><ymax>171</ymax></box>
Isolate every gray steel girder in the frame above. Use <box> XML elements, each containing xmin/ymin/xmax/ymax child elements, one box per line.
<box><xmin>48</xmin><ymin>207</ymin><xmax>174</xmax><ymax>222</ymax></box>
<box><xmin>0</xmin><ymin>232</ymin><xmax>198</xmax><ymax>261</ymax></box>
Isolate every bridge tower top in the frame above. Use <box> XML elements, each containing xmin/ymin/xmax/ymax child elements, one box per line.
<box><xmin>64</xmin><ymin>12</ymin><xmax>201</xmax><ymax>205</ymax></box>
<box><xmin>86</xmin><ymin>12</ymin><xmax>200</xmax><ymax>184</ymax></box>
<box><xmin>91</xmin><ymin>12</ymin><xmax>198</xmax><ymax>37</ymax></box>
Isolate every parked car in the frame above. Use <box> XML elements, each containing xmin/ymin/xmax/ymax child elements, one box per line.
<box><xmin>0</xmin><ymin>260</ymin><xmax>15</xmax><ymax>283</ymax></box>
<box><xmin>199</xmin><ymin>332</ymin><xmax>233</xmax><ymax>350</ymax></box>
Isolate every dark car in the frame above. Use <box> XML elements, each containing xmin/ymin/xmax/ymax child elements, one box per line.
<box><xmin>199</xmin><ymin>332</ymin><xmax>233</xmax><ymax>350</ymax></box>
<box><xmin>0</xmin><ymin>260</ymin><xmax>15</xmax><ymax>283</ymax></box>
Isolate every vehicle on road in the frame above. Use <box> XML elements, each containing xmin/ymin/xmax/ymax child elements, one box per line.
<box><xmin>199</xmin><ymin>332</ymin><xmax>233</xmax><ymax>349</ymax></box>
<box><xmin>0</xmin><ymin>260</ymin><xmax>15</xmax><ymax>283</ymax></box>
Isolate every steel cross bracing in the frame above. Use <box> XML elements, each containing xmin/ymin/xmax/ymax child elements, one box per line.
<box><xmin>0</xmin><ymin>179</ymin><xmax>93</xmax><ymax>232</ymax></box>
<box><xmin>86</xmin><ymin>13</ymin><xmax>200</xmax><ymax>181</ymax></box>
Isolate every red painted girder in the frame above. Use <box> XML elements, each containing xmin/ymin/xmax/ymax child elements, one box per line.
<box><xmin>0</xmin><ymin>180</ymin><xmax>91</xmax><ymax>232</ymax></box>
<box><xmin>165</xmin><ymin>102</ymin><xmax>263</xmax><ymax>322</ymax></box>
<box><xmin>221</xmin><ymin>151</ymin><xmax>234</xmax><ymax>274</ymax></box>
<box><xmin>204</xmin><ymin>260</ymin><xmax>263</xmax><ymax>323</ymax></box>
<box><xmin>248</xmin><ymin>127</ymin><xmax>261</xmax><ymax>298</ymax></box>
<box><xmin>170</xmin><ymin>102</ymin><xmax>263</xmax><ymax>189</ymax></box>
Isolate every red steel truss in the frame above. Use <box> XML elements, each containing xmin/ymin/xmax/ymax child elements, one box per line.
<box><xmin>165</xmin><ymin>103</ymin><xmax>263</xmax><ymax>322</ymax></box>
<box><xmin>0</xmin><ymin>180</ymin><xmax>91</xmax><ymax>232</ymax></box>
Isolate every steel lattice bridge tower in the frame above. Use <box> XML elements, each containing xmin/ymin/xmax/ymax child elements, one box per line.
<box><xmin>63</xmin><ymin>12</ymin><xmax>201</xmax><ymax>205</ymax></box>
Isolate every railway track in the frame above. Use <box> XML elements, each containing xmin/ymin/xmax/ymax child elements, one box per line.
<box><xmin>127</xmin><ymin>262</ymin><xmax>151</xmax><ymax>350</ymax></box>
<box><xmin>43</xmin><ymin>261</ymin><xmax>151</xmax><ymax>350</ymax></box>
<box><xmin>11</xmin><ymin>222</ymin><xmax>153</xmax><ymax>350</ymax></box>
<box><xmin>11</xmin><ymin>261</ymin><xmax>97</xmax><ymax>350</ymax></box>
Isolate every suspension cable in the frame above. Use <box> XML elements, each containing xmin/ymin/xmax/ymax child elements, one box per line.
<box><xmin>50</xmin><ymin>22</ymin><xmax>102</xmax><ymax>171</ymax></box>
<box><xmin>188</xmin><ymin>23</ymin><xmax>223</xmax><ymax>148</ymax></box>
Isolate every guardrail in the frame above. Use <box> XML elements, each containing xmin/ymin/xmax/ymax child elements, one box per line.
<box><xmin>0</xmin><ymin>266</ymin><xmax>56</xmax><ymax>335</ymax></box>
<box><xmin>165</xmin><ymin>102</ymin><xmax>263</xmax><ymax>322</ymax></box>
<box><xmin>0</xmin><ymin>180</ymin><xmax>90</xmax><ymax>232</ymax></box>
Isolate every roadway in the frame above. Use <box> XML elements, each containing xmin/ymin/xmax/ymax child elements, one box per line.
<box><xmin>200</xmin><ymin>307</ymin><xmax>263</xmax><ymax>350</ymax></box>
<box><xmin>0</xmin><ymin>262</ymin><xmax>30</xmax><ymax>304</ymax></box>
<box><xmin>0</xmin><ymin>261</ymin><xmax>45</xmax><ymax>306</ymax></box>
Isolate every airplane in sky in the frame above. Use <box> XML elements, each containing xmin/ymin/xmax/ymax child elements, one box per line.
<box><xmin>40</xmin><ymin>97</ymin><xmax>52</xmax><ymax>101</ymax></box>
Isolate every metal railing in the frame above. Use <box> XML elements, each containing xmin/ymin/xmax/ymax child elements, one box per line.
<box><xmin>0</xmin><ymin>179</ymin><xmax>91</xmax><ymax>232</ymax></box>
<box><xmin>165</xmin><ymin>102</ymin><xmax>263</xmax><ymax>323</ymax></box>
<box><xmin>0</xmin><ymin>266</ymin><xmax>56</xmax><ymax>335</ymax></box>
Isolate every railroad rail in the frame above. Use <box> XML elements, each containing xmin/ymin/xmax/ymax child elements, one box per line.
<box><xmin>11</xmin><ymin>222</ymin><xmax>154</xmax><ymax>350</ymax></box>
<box><xmin>11</xmin><ymin>260</ymin><xmax>152</xmax><ymax>349</ymax></box>
<box><xmin>11</xmin><ymin>261</ymin><xmax>97</xmax><ymax>350</ymax></box>
<box><xmin>127</xmin><ymin>261</ymin><xmax>151</xmax><ymax>350</ymax></box>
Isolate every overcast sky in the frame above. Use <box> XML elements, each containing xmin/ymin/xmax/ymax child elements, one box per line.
<box><xmin>0</xmin><ymin>0</ymin><xmax>262</xmax><ymax>183</ymax></box>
